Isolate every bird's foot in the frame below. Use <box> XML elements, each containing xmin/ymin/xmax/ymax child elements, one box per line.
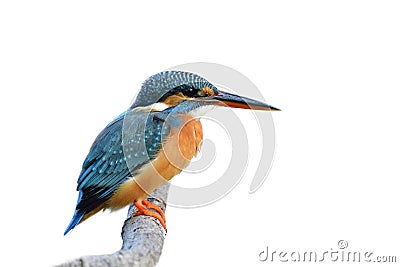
<box><xmin>133</xmin><ymin>199</ymin><xmax>167</xmax><ymax>231</ymax></box>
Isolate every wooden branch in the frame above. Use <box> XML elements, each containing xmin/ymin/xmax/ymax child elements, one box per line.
<box><xmin>56</xmin><ymin>183</ymin><xmax>169</xmax><ymax>267</ymax></box>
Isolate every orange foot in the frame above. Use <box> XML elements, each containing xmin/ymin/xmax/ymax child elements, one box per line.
<box><xmin>133</xmin><ymin>199</ymin><xmax>166</xmax><ymax>230</ymax></box>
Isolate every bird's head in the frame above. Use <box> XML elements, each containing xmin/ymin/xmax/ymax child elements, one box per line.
<box><xmin>131</xmin><ymin>71</ymin><xmax>279</xmax><ymax>113</ymax></box>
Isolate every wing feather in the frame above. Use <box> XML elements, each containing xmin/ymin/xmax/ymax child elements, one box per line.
<box><xmin>65</xmin><ymin>109</ymin><xmax>172</xmax><ymax>234</ymax></box>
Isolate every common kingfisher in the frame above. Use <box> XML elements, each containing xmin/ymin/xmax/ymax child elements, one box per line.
<box><xmin>64</xmin><ymin>71</ymin><xmax>278</xmax><ymax>235</ymax></box>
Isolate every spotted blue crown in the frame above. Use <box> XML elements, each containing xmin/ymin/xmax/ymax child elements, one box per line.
<box><xmin>132</xmin><ymin>71</ymin><xmax>217</xmax><ymax>108</ymax></box>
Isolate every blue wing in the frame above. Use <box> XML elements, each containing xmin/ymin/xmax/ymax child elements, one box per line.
<box><xmin>64</xmin><ymin>109</ymin><xmax>172</xmax><ymax>235</ymax></box>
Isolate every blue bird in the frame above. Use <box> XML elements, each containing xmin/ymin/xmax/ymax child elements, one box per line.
<box><xmin>64</xmin><ymin>71</ymin><xmax>279</xmax><ymax>235</ymax></box>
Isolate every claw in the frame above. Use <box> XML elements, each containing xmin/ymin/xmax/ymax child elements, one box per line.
<box><xmin>132</xmin><ymin>200</ymin><xmax>167</xmax><ymax>231</ymax></box>
<box><xmin>142</xmin><ymin>199</ymin><xmax>166</xmax><ymax>223</ymax></box>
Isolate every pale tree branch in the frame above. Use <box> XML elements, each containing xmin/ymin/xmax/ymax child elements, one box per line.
<box><xmin>56</xmin><ymin>183</ymin><xmax>169</xmax><ymax>267</ymax></box>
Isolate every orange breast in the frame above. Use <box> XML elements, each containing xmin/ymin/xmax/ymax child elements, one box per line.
<box><xmin>172</xmin><ymin>114</ymin><xmax>203</xmax><ymax>164</ymax></box>
<box><xmin>107</xmin><ymin>115</ymin><xmax>203</xmax><ymax>209</ymax></box>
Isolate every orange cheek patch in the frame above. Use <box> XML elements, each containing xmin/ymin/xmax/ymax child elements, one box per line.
<box><xmin>202</xmin><ymin>87</ymin><xmax>215</xmax><ymax>96</ymax></box>
<box><xmin>163</xmin><ymin>92</ymin><xmax>187</xmax><ymax>106</ymax></box>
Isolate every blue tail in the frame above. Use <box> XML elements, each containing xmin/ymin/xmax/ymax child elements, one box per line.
<box><xmin>64</xmin><ymin>210</ymin><xmax>84</xmax><ymax>235</ymax></box>
<box><xmin>64</xmin><ymin>191</ymin><xmax>85</xmax><ymax>235</ymax></box>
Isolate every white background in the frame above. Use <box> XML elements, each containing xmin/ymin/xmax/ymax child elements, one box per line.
<box><xmin>1</xmin><ymin>1</ymin><xmax>399</xmax><ymax>266</ymax></box>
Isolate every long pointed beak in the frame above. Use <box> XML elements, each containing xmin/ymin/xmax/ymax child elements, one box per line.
<box><xmin>210</xmin><ymin>90</ymin><xmax>280</xmax><ymax>111</ymax></box>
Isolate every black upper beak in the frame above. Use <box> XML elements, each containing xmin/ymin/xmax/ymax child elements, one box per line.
<box><xmin>210</xmin><ymin>90</ymin><xmax>280</xmax><ymax>111</ymax></box>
